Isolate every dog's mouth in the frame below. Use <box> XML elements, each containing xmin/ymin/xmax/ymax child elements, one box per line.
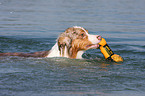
<box><xmin>86</xmin><ymin>44</ymin><xmax>99</xmax><ymax>49</ymax></box>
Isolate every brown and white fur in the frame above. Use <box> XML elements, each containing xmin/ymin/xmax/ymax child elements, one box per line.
<box><xmin>0</xmin><ymin>26</ymin><xmax>101</xmax><ymax>59</ymax></box>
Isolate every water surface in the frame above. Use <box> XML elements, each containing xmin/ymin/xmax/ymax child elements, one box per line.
<box><xmin>0</xmin><ymin>0</ymin><xmax>145</xmax><ymax>96</ymax></box>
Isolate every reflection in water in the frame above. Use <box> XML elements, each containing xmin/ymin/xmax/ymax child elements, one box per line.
<box><xmin>0</xmin><ymin>0</ymin><xmax>145</xmax><ymax>95</ymax></box>
<box><xmin>46</xmin><ymin>57</ymin><xmax>123</xmax><ymax>72</ymax></box>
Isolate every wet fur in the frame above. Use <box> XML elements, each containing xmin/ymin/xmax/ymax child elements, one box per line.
<box><xmin>0</xmin><ymin>26</ymin><xmax>101</xmax><ymax>59</ymax></box>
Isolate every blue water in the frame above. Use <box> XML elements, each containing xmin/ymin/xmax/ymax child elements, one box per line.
<box><xmin>0</xmin><ymin>0</ymin><xmax>145</xmax><ymax>96</ymax></box>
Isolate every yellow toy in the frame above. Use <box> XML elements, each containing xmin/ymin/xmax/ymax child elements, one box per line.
<box><xmin>99</xmin><ymin>38</ymin><xmax>123</xmax><ymax>62</ymax></box>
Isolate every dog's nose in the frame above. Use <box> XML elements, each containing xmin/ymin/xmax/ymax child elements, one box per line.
<box><xmin>97</xmin><ymin>36</ymin><xmax>102</xmax><ymax>40</ymax></box>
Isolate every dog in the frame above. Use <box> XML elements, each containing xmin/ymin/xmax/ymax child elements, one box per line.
<box><xmin>0</xmin><ymin>26</ymin><xmax>102</xmax><ymax>59</ymax></box>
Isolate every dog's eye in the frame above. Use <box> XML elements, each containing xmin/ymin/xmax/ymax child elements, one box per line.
<box><xmin>81</xmin><ymin>33</ymin><xmax>84</xmax><ymax>36</ymax></box>
<box><xmin>73</xmin><ymin>32</ymin><xmax>76</xmax><ymax>34</ymax></box>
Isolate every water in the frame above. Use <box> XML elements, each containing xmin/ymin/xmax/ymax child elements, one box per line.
<box><xmin>0</xmin><ymin>0</ymin><xmax>145</xmax><ymax>96</ymax></box>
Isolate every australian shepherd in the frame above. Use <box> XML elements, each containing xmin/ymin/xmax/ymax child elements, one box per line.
<box><xmin>0</xmin><ymin>26</ymin><xmax>102</xmax><ymax>59</ymax></box>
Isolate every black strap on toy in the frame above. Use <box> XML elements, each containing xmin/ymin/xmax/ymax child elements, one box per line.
<box><xmin>103</xmin><ymin>44</ymin><xmax>114</xmax><ymax>61</ymax></box>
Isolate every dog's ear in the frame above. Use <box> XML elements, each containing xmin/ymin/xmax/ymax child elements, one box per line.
<box><xmin>58</xmin><ymin>37</ymin><xmax>71</xmax><ymax>48</ymax></box>
<box><xmin>57</xmin><ymin>36</ymin><xmax>72</xmax><ymax>57</ymax></box>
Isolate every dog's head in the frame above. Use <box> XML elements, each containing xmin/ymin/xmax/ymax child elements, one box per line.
<box><xmin>58</xmin><ymin>26</ymin><xmax>101</xmax><ymax>58</ymax></box>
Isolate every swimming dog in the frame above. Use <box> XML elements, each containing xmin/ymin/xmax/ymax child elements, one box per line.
<box><xmin>0</xmin><ymin>26</ymin><xmax>101</xmax><ymax>59</ymax></box>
